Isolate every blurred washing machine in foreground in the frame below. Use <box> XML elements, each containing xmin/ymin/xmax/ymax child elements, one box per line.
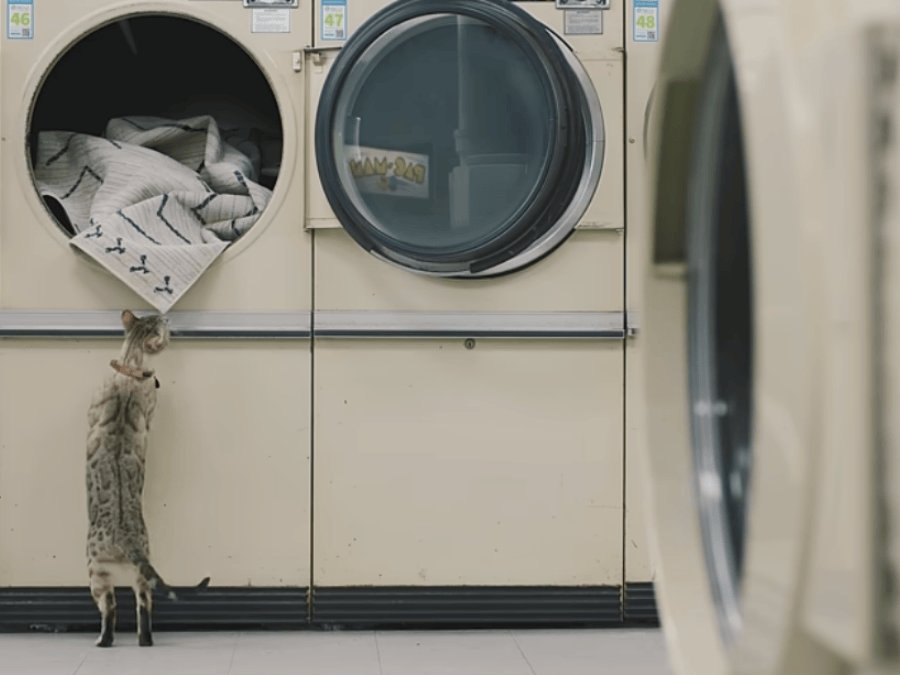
<box><xmin>643</xmin><ymin>0</ymin><xmax>900</xmax><ymax>673</ymax></box>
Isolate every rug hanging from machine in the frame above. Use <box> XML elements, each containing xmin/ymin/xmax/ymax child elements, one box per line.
<box><xmin>33</xmin><ymin>115</ymin><xmax>273</xmax><ymax>313</ymax></box>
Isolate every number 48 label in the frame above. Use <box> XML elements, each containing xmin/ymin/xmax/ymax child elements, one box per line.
<box><xmin>322</xmin><ymin>0</ymin><xmax>346</xmax><ymax>41</ymax></box>
<box><xmin>634</xmin><ymin>0</ymin><xmax>658</xmax><ymax>43</ymax></box>
<box><xmin>7</xmin><ymin>0</ymin><xmax>33</xmax><ymax>40</ymax></box>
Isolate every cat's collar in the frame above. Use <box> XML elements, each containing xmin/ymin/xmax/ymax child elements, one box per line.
<box><xmin>110</xmin><ymin>360</ymin><xmax>160</xmax><ymax>388</ymax></box>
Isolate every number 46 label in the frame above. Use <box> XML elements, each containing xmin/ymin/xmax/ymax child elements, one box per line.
<box><xmin>7</xmin><ymin>0</ymin><xmax>33</xmax><ymax>40</ymax></box>
<box><xmin>634</xmin><ymin>0</ymin><xmax>658</xmax><ymax>43</ymax></box>
<box><xmin>322</xmin><ymin>0</ymin><xmax>346</xmax><ymax>41</ymax></box>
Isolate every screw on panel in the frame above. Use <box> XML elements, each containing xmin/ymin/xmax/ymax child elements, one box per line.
<box><xmin>464</xmin><ymin>339</ymin><xmax>476</xmax><ymax>350</ymax></box>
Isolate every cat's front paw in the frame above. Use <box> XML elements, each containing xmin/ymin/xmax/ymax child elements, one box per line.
<box><xmin>95</xmin><ymin>634</ymin><xmax>113</xmax><ymax>648</ymax></box>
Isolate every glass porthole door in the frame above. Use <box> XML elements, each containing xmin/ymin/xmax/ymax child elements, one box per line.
<box><xmin>315</xmin><ymin>0</ymin><xmax>604</xmax><ymax>277</ymax></box>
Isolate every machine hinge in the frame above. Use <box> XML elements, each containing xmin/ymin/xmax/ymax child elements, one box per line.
<box><xmin>293</xmin><ymin>45</ymin><xmax>343</xmax><ymax>72</ymax></box>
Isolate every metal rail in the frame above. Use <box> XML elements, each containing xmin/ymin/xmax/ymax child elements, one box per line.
<box><xmin>0</xmin><ymin>310</ymin><xmax>639</xmax><ymax>339</ymax></box>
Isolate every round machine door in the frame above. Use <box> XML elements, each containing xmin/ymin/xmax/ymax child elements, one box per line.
<box><xmin>643</xmin><ymin>0</ymin><xmax>862</xmax><ymax>674</ymax></box>
<box><xmin>315</xmin><ymin>0</ymin><xmax>603</xmax><ymax>277</ymax></box>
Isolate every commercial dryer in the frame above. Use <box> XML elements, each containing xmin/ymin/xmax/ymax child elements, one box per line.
<box><xmin>0</xmin><ymin>2</ymin><xmax>312</xmax><ymax>591</ymax></box>
<box><xmin>624</xmin><ymin>0</ymin><xmax>669</xmax><ymax>623</ymax></box>
<box><xmin>644</xmin><ymin>0</ymin><xmax>900</xmax><ymax>673</ymax></box>
<box><xmin>305</xmin><ymin>0</ymin><xmax>631</xmax><ymax>612</ymax></box>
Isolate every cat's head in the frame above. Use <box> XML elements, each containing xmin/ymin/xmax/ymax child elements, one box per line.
<box><xmin>121</xmin><ymin>310</ymin><xmax>170</xmax><ymax>355</ymax></box>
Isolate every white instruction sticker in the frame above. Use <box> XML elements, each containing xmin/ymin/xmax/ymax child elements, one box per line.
<box><xmin>564</xmin><ymin>9</ymin><xmax>602</xmax><ymax>35</ymax></box>
<box><xmin>7</xmin><ymin>0</ymin><xmax>32</xmax><ymax>39</ymax></box>
<box><xmin>322</xmin><ymin>0</ymin><xmax>346</xmax><ymax>41</ymax></box>
<box><xmin>252</xmin><ymin>8</ymin><xmax>290</xmax><ymax>33</ymax></box>
<box><xmin>556</xmin><ymin>0</ymin><xmax>609</xmax><ymax>7</ymax></box>
<box><xmin>344</xmin><ymin>146</ymin><xmax>429</xmax><ymax>200</ymax></box>
<box><xmin>634</xmin><ymin>0</ymin><xmax>659</xmax><ymax>42</ymax></box>
<box><xmin>244</xmin><ymin>0</ymin><xmax>297</xmax><ymax>6</ymax></box>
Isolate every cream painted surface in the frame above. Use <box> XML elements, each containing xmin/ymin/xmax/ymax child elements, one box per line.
<box><xmin>313</xmin><ymin>0</ymin><xmax>624</xmax><ymax>55</ymax></box>
<box><xmin>313</xmin><ymin>340</ymin><xmax>623</xmax><ymax>586</ymax></box>
<box><xmin>642</xmin><ymin>275</ymin><xmax>725</xmax><ymax>675</ymax></box>
<box><xmin>624</xmin><ymin>340</ymin><xmax>652</xmax><ymax>583</ymax></box>
<box><xmin>0</xmin><ymin>339</ymin><xmax>311</xmax><ymax>586</ymax></box>
<box><xmin>624</xmin><ymin>0</ymin><xmax>668</xmax><ymax>585</ymax></box>
<box><xmin>802</xmin><ymin>29</ymin><xmax>875</xmax><ymax>661</ymax></box>
<box><xmin>727</xmin><ymin>5</ymin><xmax>825</xmax><ymax>671</ymax></box>
<box><xmin>886</xmin><ymin>77</ymin><xmax>900</xmax><ymax>658</ymax></box>
<box><xmin>0</xmin><ymin>0</ymin><xmax>312</xmax><ymax>311</ymax></box>
<box><xmin>315</xmin><ymin>228</ymin><xmax>623</xmax><ymax>312</ymax></box>
<box><xmin>306</xmin><ymin>47</ymin><xmax>343</xmax><ymax>231</ymax></box>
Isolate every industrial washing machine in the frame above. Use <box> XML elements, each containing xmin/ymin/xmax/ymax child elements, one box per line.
<box><xmin>0</xmin><ymin>1</ymin><xmax>312</xmax><ymax>591</ymax></box>
<box><xmin>305</xmin><ymin>0</ymin><xmax>640</xmax><ymax>616</ymax></box>
<box><xmin>644</xmin><ymin>0</ymin><xmax>900</xmax><ymax>672</ymax></box>
<box><xmin>625</xmin><ymin>0</ymin><xmax>669</xmax><ymax>623</ymax></box>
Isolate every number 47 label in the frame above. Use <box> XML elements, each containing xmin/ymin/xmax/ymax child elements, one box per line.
<box><xmin>322</xmin><ymin>0</ymin><xmax>346</xmax><ymax>41</ymax></box>
<box><xmin>634</xmin><ymin>0</ymin><xmax>658</xmax><ymax>42</ymax></box>
<box><xmin>7</xmin><ymin>0</ymin><xmax>33</xmax><ymax>40</ymax></box>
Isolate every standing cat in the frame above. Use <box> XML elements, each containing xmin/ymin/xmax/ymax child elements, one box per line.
<box><xmin>85</xmin><ymin>310</ymin><xmax>207</xmax><ymax>647</ymax></box>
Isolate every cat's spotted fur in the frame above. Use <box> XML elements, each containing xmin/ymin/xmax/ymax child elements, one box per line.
<box><xmin>85</xmin><ymin>310</ymin><xmax>207</xmax><ymax>647</ymax></box>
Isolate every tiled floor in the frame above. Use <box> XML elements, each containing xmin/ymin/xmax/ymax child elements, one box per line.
<box><xmin>0</xmin><ymin>628</ymin><xmax>674</xmax><ymax>675</ymax></box>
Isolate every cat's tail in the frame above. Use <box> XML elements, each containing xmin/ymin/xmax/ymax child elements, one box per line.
<box><xmin>158</xmin><ymin>575</ymin><xmax>212</xmax><ymax>601</ymax></box>
<box><xmin>130</xmin><ymin>551</ymin><xmax>210</xmax><ymax>601</ymax></box>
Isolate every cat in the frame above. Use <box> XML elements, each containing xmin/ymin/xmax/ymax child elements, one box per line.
<box><xmin>85</xmin><ymin>310</ymin><xmax>208</xmax><ymax>647</ymax></box>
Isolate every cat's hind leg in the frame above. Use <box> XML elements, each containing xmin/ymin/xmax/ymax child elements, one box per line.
<box><xmin>135</xmin><ymin>578</ymin><xmax>153</xmax><ymax>647</ymax></box>
<box><xmin>89</xmin><ymin>571</ymin><xmax>116</xmax><ymax>647</ymax></box>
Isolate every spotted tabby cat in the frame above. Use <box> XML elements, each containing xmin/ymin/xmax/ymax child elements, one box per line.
<box><xmin>85</xmin><ymin>310</ymin><xmax>208</xmax><ymax>647</ymax></box>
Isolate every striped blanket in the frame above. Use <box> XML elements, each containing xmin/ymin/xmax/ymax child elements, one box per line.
<box><xmin>34</xmin><ymin>116</ymin><xmax>273</xmax><ymax>313</ymax></box>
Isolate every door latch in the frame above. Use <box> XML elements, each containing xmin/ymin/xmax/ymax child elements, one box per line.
<box><xmin>292</xmin><ymin>45</ymin><xmax>343</xmax><ymax>72</ymax></box>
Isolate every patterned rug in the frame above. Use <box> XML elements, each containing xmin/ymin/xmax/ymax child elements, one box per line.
<box><xmin>34</xmin><ymin>115</ymin><xmax>273</xmax><ymax>313</ymax></box>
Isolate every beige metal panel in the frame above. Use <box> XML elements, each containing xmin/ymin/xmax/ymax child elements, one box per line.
<box><xmin>0</xmin><ymin>339</ymin><xmax>311</xmax><ymax>586</ymax></box>
<box><xmin>624</xmin><ymin>0</ymin><xmax>668</xmax><ymax>585</ymax></box>
<box><xmin>800</xmin><ymin>27</ymin><xmax>875</xmax><ymax>660</ymax></box>
<box><xmin>313</xmin><ymin>340</ymin><xmax>623</xmax><ymax>587</ymax></box>
<box><xmin>306</xmin><ymin>46</ymin><xmax>343</xmax><ymax>231</ymax></box>
<box><xmin>314</xmin><ymin>228</ymin><xmax>623</xmax><ymax>312</ymax></box>
<box><xmin>0</xmin><ymin>0</ymin><xmax>312</xmax><ymax>311</ymax></box>
<box><xmin>525</xmin><ymin>1</ymin><xmax>623</xmax><ymax>55</ymax></box>
<box><xmin>311</xmin><ymin>0</ymin><xmax>624</xmax><ymax>53</ymax></box>
<box><xmin>885</xmin><ymin>34</ymin><xmax>900</xmax><ymax>656</ymax></box>
<box><xmin>625</xmin><ymin>338</ymin><xmax>653</xmax><ymax>583</ymax></box>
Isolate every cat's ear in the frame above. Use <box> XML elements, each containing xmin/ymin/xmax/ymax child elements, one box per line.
<box><xmin>121</xmin><ymin>310</ymin><xmax>137</xmax><ymax>329</ymax></box>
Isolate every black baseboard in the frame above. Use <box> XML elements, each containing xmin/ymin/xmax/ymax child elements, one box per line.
<box><xmin>312</xmin><ymin>586</ymin><xmax>622</xmax><ymax>629</ymax></box>
<box><xmin>624</xmin><ymin>582</ymin><xmax>660</xmax><ymax>625</ymax></box>
<box><xmin>0</xmin><ymin>584</ymin><xmax>659</xmax><ymax>632</ymax></box>
<box><xmin>0</xmin><ymin>587</ymin><xmax>310</xmax><ymax>633</ymax></box>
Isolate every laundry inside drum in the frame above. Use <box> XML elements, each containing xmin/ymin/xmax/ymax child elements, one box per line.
<box><xmin>29</xmin><ymin>14</ymin><xmax>283</xmax><ymax>241</ymax></box>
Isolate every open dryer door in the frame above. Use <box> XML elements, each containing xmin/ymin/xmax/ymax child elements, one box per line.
<box><xmin>642</xmin><ymin>0</ymin><xmax>860</xmax><ymax>673</ymax></box>
<box><xmin>314</xmin><ymin>0</ymin><xmax>604</xmax><ymax>277</ymax></box>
